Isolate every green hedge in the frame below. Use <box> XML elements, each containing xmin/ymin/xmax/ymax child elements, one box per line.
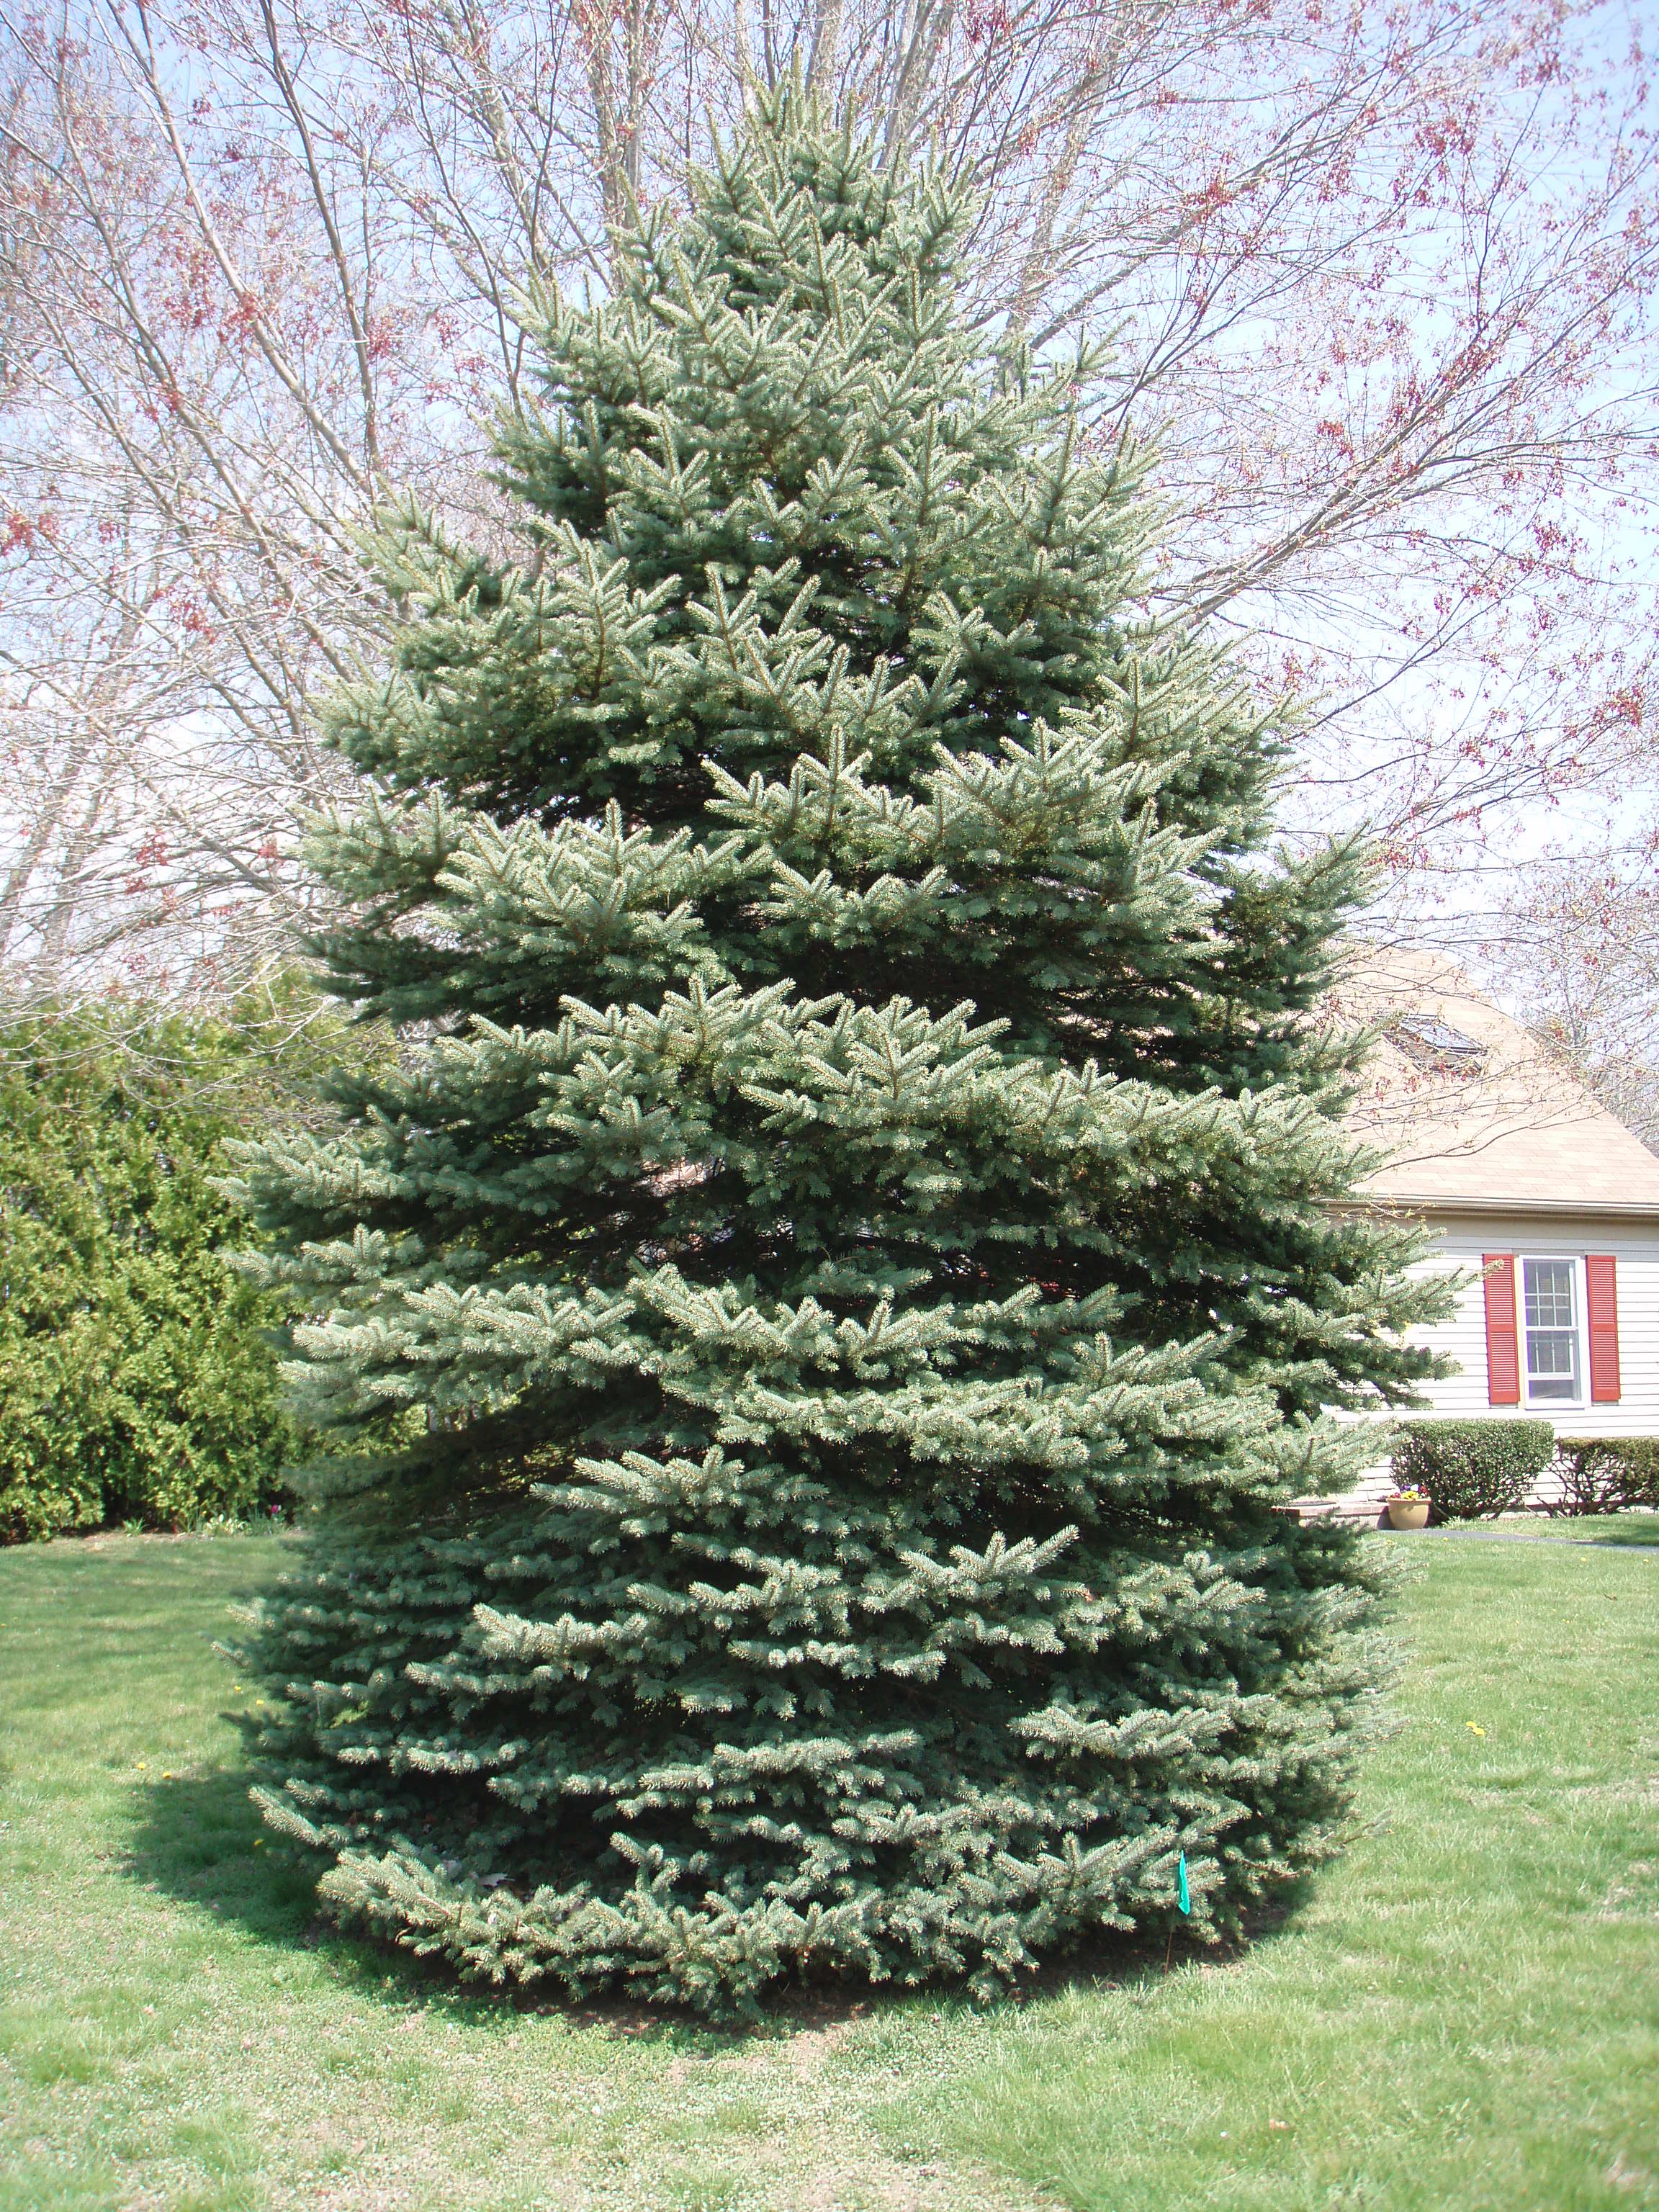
<box><xmin>1550</xmin><ymin>1439</ymin><xmax>1659</xmax><ymax>1516</ymax></box>
<box><xmin>1390</xmin><ymin>1419</ymin><xmax>1556</xmax><ymax>1521</ymax></box>
<box><xmin>0</xmin><ymin>1004</ymin><xmax>302</xmax><ymax>1541</ymax></box>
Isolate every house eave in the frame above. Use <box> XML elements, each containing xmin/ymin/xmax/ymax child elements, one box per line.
<box><xmin>1349</xmin><ymin>1191</ymin><xmax>1659</xmax><ymax>1222</ymax></box>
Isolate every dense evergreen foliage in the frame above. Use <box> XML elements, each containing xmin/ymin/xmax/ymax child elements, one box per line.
<box><xmin>0</xmin><ymin>1007</ymin><xmax>295</xmax><ymax>1540</ymax></box>
<box><xmin>231</xmin><ymin>97</ymin><xmax>1445</xmax><ymax>2014</ymax></box>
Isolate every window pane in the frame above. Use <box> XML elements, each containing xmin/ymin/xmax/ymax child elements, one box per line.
<box><xmin>1524</xmin><ymin>1260</ymin><xmax>1574</xmax><ymax>1328</ymax></box>
<box><xmin>1523</xmin><ymin>1260</ymin><xmax>1578</xmax><ymax>1400</ymax></box>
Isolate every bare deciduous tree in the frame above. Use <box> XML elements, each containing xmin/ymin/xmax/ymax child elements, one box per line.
<box><xmin>2</xmin><ymin>0</ymin><xmax>1655</xmax><ymax>1013</ymax></box>
<box><xmin>1480</xmin><ymin>835</ymin><xmax>1659</xmax><ymax>1146</ymax></box>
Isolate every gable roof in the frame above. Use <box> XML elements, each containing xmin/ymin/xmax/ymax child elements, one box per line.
<box><xmin>1334</xmin><ymin>945</ymin><xmax>1659</xmax><ymax>1218</ymax></box>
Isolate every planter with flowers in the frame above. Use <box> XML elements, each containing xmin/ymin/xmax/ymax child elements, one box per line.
<box><xmin>1385</xmin><ymin>1485</ymin><xmax>1431</xmax><ymax>1530</ymax></box>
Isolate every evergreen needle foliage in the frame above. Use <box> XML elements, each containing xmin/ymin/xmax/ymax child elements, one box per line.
<box><xmin>229</xmin><ymin>94</ymin><xmax>1447</xmax><ymax>2016</ymax></box>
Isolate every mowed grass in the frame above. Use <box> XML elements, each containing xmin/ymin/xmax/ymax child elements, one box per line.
<box><xmin>0</xmin><ymin>1532</ymin><xmax>1654</xmax><ymax>2212</ymax></box>
<box><xmin>1482</xmin><ymin>1513</ymin><xmax>1659</xmax><ymax>1547</ymax></box>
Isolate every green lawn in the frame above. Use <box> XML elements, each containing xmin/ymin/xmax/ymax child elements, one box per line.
<box><xmin>1</xmin><ymin>1532</ymin><xmax>1655</xmax><ymax>2212</ymax></box>
<box><xmin>1482</xmin><ymin>1514</ymin><xmax>1659</xmax><ymax>1547</ymax></box>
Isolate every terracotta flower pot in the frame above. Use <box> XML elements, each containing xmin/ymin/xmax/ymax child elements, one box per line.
<box><xmin>1385</xmin><ymin>1498</ymin><xmax>1431</xmax><ymax>1530</ymax></box>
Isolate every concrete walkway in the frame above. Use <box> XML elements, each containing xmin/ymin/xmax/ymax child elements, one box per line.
<box><xmin>1394</xmin><ymin>1526</ymin><xmax>1658</xmax><ymax>1552</ymax></box>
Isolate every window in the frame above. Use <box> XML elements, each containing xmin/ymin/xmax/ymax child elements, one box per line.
<box><xmin>1392</xmin><ymin>1013</ymin><xmax>1486</xmax><ymax>1071</ymax></box>
<box><xmin>1522</xmin><ymin>1257</ymin><xmax>1580</xmax><ymax>1403</ymax></box>
<box><xmin>1483</xmin><ymin>1251</ymin><xmax>1619</xmax><ymax>1408</ymax></box>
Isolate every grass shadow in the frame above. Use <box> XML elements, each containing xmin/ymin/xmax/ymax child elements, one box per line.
<box><xmin>121</xmin><ymin>1761</ymin><xmax>741</xmax><ymax>2048</ymax></box>
<box><xmin>1571</xmin><ymin>1518</ymin><xmax>1659</xmax><ymax>1546</ymax></box>
<box><xmin>123</xmin><ymin>1763</ymin><xmax>318</xmax><ymax>1946</ymax></box>
<box><xmin>120</xmin><ymin>1763</ymin><xmax>556</xmax><ymax>2034</ymax></box>
<box><xmin>123</xmin><ymin>1753</ymin><xmax>1315</xmax><ymax>2053</ymax></box>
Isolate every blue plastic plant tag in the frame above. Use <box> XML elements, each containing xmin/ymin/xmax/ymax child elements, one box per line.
<box><xmin>1177</xmin><ymin>1850</ymin><xmax>1191</xmax><ymax>1915</ymax></box>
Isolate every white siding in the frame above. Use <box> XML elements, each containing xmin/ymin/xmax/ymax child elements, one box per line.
<box><xmin>1405</xmin><ymin>1213</ymin><xmax>1659</xmax><ymax>1439</ymax></box>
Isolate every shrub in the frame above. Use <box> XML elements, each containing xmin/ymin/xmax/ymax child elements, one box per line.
<box><xmin>1391</xmin><ymin>1419</ymin><xmax>1555</xmax><ymax>1521</ymax></box>
<box><xmin>1550</xmin><ymin>1439</ymin><xmax>1659</xmax><ymax>1516</ymax></box>
<box><xmin>0</xmin><ymin>1004</ymin><xmax>301</xmax><ymax>1541</ymax></box>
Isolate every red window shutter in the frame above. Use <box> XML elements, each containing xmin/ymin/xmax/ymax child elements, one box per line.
<box><xmin>1586</xmin><ymin>1255</ymin><xmax>1621</xmax><ymax>1403</ymax></box>
<box><xmin>1483</xmin><ymin>1254</ymin><xmax>1520</xmax><ymax>1405</ymax></box>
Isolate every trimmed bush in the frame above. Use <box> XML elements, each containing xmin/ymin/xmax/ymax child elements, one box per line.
<box><xmin>1550</xmin><ymin>1439</ymin><xmax>1659</xmax><ymax>1516</ymax></box>
<box><xmin>0</xmin><ymin>1004</ymin><xmax>299</xmax><ymax>1541</ymax></box>
<box><xmin>1391</xmin><ymin>1419</ymin><xmax>1555</xmax><ymax>1521</ymax></box>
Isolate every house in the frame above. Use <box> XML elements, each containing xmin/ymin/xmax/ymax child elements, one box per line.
<box><xmin>1294</xmin><ymin>946</ymin><xmax>1659</xmax><ymax>1523</ymax></box>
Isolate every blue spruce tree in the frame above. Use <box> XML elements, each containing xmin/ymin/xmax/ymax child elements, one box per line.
<box><xmin>230</xmin><ymin>96</ymin><xmax>1444</xmax><ymax>2015</ymax></box>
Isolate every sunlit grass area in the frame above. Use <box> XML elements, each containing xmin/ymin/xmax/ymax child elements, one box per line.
<box><xmin>878</xmin><ymin>1532</ymin><xmax>1659</xmax><ymax>2212</ymax></box>
<box><xmin>2</xmin><ymin>1529</ymin><xmax>1655</xmax><ymax>2211</ymax></box>
<box><xmin>1482</xmin><ymin>1513</ymin><xmax>1659</xmax><ymax>1546</ymax></box>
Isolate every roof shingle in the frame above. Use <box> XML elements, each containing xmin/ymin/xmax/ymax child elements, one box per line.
<box><xmin>1335</xmin><ymin>945</ymin><xmax>1659</xmax><ymax>1215</ymax></box>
